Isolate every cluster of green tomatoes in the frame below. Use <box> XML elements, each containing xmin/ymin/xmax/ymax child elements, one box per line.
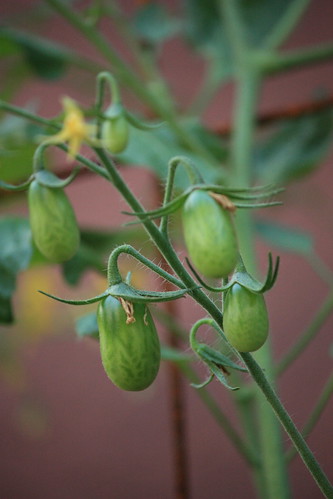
<box><xmin>2</xmin><ymin>74</ymin><xmax>280</xmax><ymax>392</ymax></box>
<box><xmin>24</xmin><ymin>158</ymin><xmax>279</xmax><ymax>392</ymax></box>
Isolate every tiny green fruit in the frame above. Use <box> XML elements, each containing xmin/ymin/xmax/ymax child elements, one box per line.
<box><xmin>97</xmin><ymin>295</ymin><xmax>160</xmax><ymax>391</ymax></box>
<box><xmin>28</xmin><ymin>180</ymin><xmax>80</xmax><ymax>263</ymax></box>
<box><xmin>223</xmin><ymin>284</ymin><xmax>269</xmax><ymax>352</ymax></box>
<box><xmin>101</xmin><ymin>115</ymin><xmax>129</xmax><ymax>154</ymax></box>
<box><xmin>182</xmin><ymin>190</ymin><xmax>238</xmax><ymax>278</ymax></box>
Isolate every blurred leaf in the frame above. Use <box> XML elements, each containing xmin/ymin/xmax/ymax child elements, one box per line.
<box><xmin>161</xmin><ymin>345</ymin><xmax>194</xmax><ymax>362</ymax></box>
<box><xmin>253</xmin><ymin>109</ymin><xmax>333</xmax><ymax>184</ymax></box>
<box><xmin>183</xmin><ymin>0</ymin><xmax>291</xmax><ymax>78</ymax></box>
<box><xmin>0</xmin><ymin>37</ymin><xmax>18</xmax><ymax>57</ymax></box>
<box><xmin>239</xmin><ymin>0</ymin><xmax>291</xmax><ymax>46</ymax></box>
<box><xmin>182</xmin><ymin>119</ymin><xmax>228</xmax><ymax>162</ymax></box>
<box><xmin>256</xmin><ymin>219</ymin><xmax>313</xmax><ymax>255</ymax></box>
<box><xmin>0</xmin><ymin>113</ymin><xmax>41</xmax><ymax>183</ymax></box>
<box><xmin>62</xmin><ymin>227</ymin><xmax>149</xmax><ymax>286</ymax></box>
<box><xmin>0</xmin><ymin>217</ymin><xmax>33</xmax><ymax>273</ymax></box>
<box><xmin>0</xmin><ymin>217</ymin><xmax>33</xmax><ymax>323</ymax></box>
<box><xmin>183</xmin><ymin>0</ymin><xmax>233</xmax><ymax>78</ymax></box>
<box><xmin>197</xmin><ymin>344</ymin><xmax>247</xmax><ymax>372</ymax></box>
<box><xmin>0</xmin><ymin>28</ymin><xmax>69</xmax><ymax>80</ymax></box>
<box><xmin>0</xmin><ymin>296</ymin><xmax>14</xmax><ymax>324</ymax></box>
<box><xmin>119</xmin><ymin>123</ymin><xmax>222</xmax><ymax>188</ymax></box>
<box><xmin>75</xmin><ymin>312</ymin><xmax>99</xmax><ymax>340</ymax></box>
<box><xmin>132</xmin><ymin>3</ymin><xmax>180</xmax><ymax>44</ymax></box>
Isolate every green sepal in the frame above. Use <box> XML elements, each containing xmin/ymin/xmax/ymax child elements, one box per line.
<box><xmin>35</xmin><ymin>166</ymin><xmax>81</xmax><ymax>189</ymax></box>
<box><xmin>191</xmin><ymin>374</ymin><xmax>214</xmax><ymax>389</ymax></box>
<box><xmin>189</xmin><ymin>317</ymin><xmax>243</xmax><ymax>391</ymax></box>
<box><xmin>188</xmin><ymin>253</ymin><xmax>279</xmax><ymax>294</ymax></box>
<box><xmin>227</xmin><ymin>253</ymin><xmax>280</xmax><ymax>293</ymax></box>
<box><xmin>104</xmin><ymin>102</ymin><xmax>124</xmax><ymax>119</ymax></box>
<box><xmin>196</xmin><ymin>344</ymin><xmax>248</xmax><ymax>372</ymax></box>
<box><xmin>38</xmin><ymin>290</ymin><xmax>108</xmax><ymax>305</ymax></box>
<box><xmin>204</xmin><ymin>359</ymin><xmax>239</xmax><ymax>391</ymax></box>
<box><xmin>197</xmin><ymin>183</ymin><xmax>285</xmax><ymax>199</ymax></box>
<box><xmin>122</xmin><ymin>191</ymin><xmax>189</xmax><ymax>222</ymax></box>
<box><xmin>0</xmin><ymin>176</ymin><xmax>34</xmax><ymax>191</ymax></box>
<box><xmin>124</xmin><ymin>109</ymin><xmax>165</xmax><ymax>131</ymax></box>
<box><xmin>108</xmin><ymin>281</ymin><xmax>193</xmax><ymax>303</ymax></box>
<box><xmin>123</xmin><ymin>183</ymin><xmax>283</xmax><ymax>224</ymax></box>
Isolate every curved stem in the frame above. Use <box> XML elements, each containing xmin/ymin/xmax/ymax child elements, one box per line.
<box><xmin>106</xmin><ymin>244</ymin><xmax>185</xmax><ymax>289</ymax></box>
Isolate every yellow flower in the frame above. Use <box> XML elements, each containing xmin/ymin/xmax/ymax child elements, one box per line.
<box><xmin>43</xmin><ymin>97</ymin><xmax>97</xmax><ymax>160</ymax></box>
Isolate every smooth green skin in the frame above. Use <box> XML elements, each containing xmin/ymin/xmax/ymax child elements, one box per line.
<box><xmin>182</xmin><ymin>190</ymin><xmax>238</xmax><ymax>278</ymax></box>
<box><xmin>28</xmin><ymin>180</ymin><xmax>80</xmax><ymax>263</ymax></box>
<box><xmin>102</xmin><ymin>116</ymin><xmax>129</xmax><ymax>154</ymax></box>
<box><xmin>97</xmin><ymin>295</ymin><xmax>161</xmax><ymax>391</ymax></box>
<box><xmin>223</xmin><ymin>284</ymin><xmax>269</xmax><ymax>352</ymax></box>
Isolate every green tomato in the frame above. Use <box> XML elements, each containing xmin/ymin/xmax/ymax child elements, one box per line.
<box><xmin>28</xmin><ymin>180</ymin><xmax>80</xmax><ymax>263</ymax></box>
<box><xmin>97</xmin><ymin>295</ymin><xmax>160</xmax><ymax>391</ymax></box>
<box><xmin>223</xmin><ymin>284</ymin><xmax>269</xmax><ymax>352</ymax></box>
<box><xmin>181</xmin><ymin>190</ymin><xmax>238</xmax><ymax>278</ymax></box>
<box><xmin>101</xmin><ymin>115</ymin><xmax>129</xmax><ymax>154</ymax></box>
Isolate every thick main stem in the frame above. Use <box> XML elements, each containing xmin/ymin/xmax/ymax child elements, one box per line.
<box><xmin>230</xmin><ymin>68</ymin><xmax>291</xmax><ymax>499</ymax></box>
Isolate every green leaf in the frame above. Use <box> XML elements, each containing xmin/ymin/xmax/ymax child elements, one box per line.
<box><xmin>0</xmin><ymin>114</ymin><xmax>41</xmax><ymax>184</ymax></box>
<box><xmin>0</xmin><ymin>296</ymin><xmax>13</xmax><ymax>324</ymax></box>
<box><xmin>196</xmin><ymin>344</ymin><xmax>247</xmax><ymax>372</ymax></box>
<box><xmin>62</xmin><ymin>227</ymin><xmax>149</xmax><ymax>286</ymax></box>
<box><xmin>161</xmin><ymin>345</ymin><xmax>194</xmax><ymax>362</ymax></box>
<box><xmin>132</xmin><ymin>3</ymin><xmax>180</xmax><ymax>44</ymax></box>
<box><xmin>0</xmin><ymin>28</ymin><xmax>69</xmax><ymax>80</ymax></box>
<box><xmin>253</xmin><ymin>109</ymin><xmax>333</xmax><ymax>184</ymax></box>
<box><xmin>0</xmin><ymin>217</ymin><xmax>33</xmax><ymax>324</ymax></box>
<box><xmin>0</xmin><ymin>217</ymin><xmax>33</xmax><ymax>274</ymax></box>
<box><xmin>183</xmin><ymin>0</ymin><xmax>292</xmax><ymax>78</ymax></box>
<box><xmin>118</xmin><ymin>124</ymin><xmax>222</xmax><ymax>188</ymax></box>
<box><xmin>183</xmin><ymin>0</ymin><xmax>233</xmax><ymax>78</ymax></box>
<box><xmin>256</xmin><ymin>220</ymin><xmax>313</xmax><ymax>255</ymax></box>
<box><xmin>238</xmin><ymin>0</ymin><xmax>292</xmax><ymax>46</ymax></box>
<box><xmin>75</xmin><ymin>312</ymin><xmax>99</xmax><ymax>340</ymax></box>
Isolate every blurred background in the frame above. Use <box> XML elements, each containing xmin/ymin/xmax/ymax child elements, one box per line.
<box><xmin>0</xmin><ymin>1</ymin><xmax>333</xmax><ymax>498</ymax></box>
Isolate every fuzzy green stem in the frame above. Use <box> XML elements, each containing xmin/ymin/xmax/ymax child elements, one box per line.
<box><xmin>222</xmin><ymin>3</ymin><xmax>291</xmax><ymax>491</ymax></box>
<box><xmin>96</xmin><ymin>71</ymin><xmax>121</xmax><ymax>109</ymax></box>
<box><xmin>106</xmin><ymin>244</ymin><xmax>185</xmax><ymax>289</ymax></box>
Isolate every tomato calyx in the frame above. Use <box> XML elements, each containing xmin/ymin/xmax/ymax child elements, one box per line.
<box><xmin>122</xmin><ymin>182</ymin><xmax>284</xmax><ymax>225</ymax></box>
<box><xmin>187</xmin><ymin>252</ymin><xmax>280</xmax><ymax>295</ymax></box>
<box><xmin>189</xmin><ymin>318</ymin><xmax>248</xmax><ymax>391</ymax></box>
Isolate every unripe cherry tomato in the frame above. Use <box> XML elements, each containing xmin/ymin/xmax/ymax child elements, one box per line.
<box><xmin>28</xmin><ymin>180</ymin><xmax>80</xmax><ymax>263</ymax></box>
<box><xmin>182</xmin><ymin>190</ymin><xmax>238</xmax><ymax>278</ymax></box>
<box><xmin>223</xmin><ymin>284</ymin><xmax>269</xmax><ymax>352</ymax></box>
<box><xmin>97</xmin><ymin>295</ymin><xmax>160</xmax><ymax>391</ymax></box>
<box><xmin>101</xmin><ymin>115</ymin><xmax>129</xmax><ymax>154</ymax></box>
